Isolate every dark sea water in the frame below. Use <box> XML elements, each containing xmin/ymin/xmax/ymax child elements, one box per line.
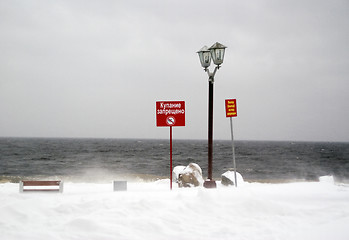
<box><xmin>0</xmin><ymin>137</ymin><xmax>348</xmax><ymax>183</ymax></box>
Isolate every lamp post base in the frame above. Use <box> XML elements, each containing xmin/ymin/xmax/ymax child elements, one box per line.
<box><xmin>203</xmin><ymin>179</ymin><xmax>217</xmax><ymax>188</ymax></box>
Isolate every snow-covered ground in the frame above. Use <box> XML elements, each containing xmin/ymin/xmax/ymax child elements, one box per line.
<box><xmin>1</xmin><ymin>176</ymin><xmax>348</xmax><ymax>240</ymax></box>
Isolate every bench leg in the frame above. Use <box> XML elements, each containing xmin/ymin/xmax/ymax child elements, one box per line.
<box><xmin>19</xmin><ymin>181</ymin><xmax>24</xmax><ymax>193</ymax></box>
<box><xmin>59</xmin><ymin>181</ymin><xmax>64</xmax><ymax>193</ymax></box>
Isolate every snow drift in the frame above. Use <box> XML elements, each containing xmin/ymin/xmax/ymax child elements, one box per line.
<box><xmin>0</xmin><ymin>176</ymin><xmax>348</xmax><ymax>240</ymax></box>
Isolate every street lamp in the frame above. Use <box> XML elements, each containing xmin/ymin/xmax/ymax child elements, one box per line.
<box><xmin>197</xmin><ymin>42</ymin><xmax>227</xmax><ymax>188</ymax></box>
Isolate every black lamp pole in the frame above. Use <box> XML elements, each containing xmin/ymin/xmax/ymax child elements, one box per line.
<box><xmin>204</xmin><ymin>66</ymin><xmax>218</xmax><ymax>188</ymax></box>
<box><xmin>197</xmin><ymin>43</ymin><xmax>226</xmax><ymax>188</ymax></box>
<box><xmin>208</xmin><ymin>79</ymin><xmax>214</xmax><ymax>180</ymax></box>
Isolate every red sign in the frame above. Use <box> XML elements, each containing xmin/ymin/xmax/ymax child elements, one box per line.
<box><xmin>225</xmin><ymin>99</ymin><xmax>237</xmax><ymax>118</ymax></box>
<box><xmin>156</xmin><ymin>101</ymin><xmax>185</xmax><ymax>127</ymax></box>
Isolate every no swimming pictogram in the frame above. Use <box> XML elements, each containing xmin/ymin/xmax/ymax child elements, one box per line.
<box><xmin>166</xmin><ymin>116</ymin><xmax>176</xmax><ymax>126</ymax></box>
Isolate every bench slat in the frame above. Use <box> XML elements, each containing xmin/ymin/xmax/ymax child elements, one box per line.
<box><xmin>22</xmin><ymin>181</ymin><xmax>61</xmax><ymax>186</ymax></box>
<box><xmin>23</xmin><ymin>189</ymin><xmax>60</xmax><ymax>192</ymax></box>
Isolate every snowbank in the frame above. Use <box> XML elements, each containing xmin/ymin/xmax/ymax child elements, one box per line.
<box><xmin>0</xmin><ymin>177</ymin><xmax>348</xmax><ymax>240</ymax></box>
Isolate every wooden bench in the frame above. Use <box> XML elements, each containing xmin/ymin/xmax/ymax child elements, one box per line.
<box><xmin>19</xmin><ymin>180</ymin><xmax>63</xmax><ymax>193</ymax></box>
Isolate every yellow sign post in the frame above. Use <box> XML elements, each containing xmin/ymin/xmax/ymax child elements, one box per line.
<box><xmin>225</xmin><ymin>99</ymin><xmax>238</xmax><ymax>187</ymax></box>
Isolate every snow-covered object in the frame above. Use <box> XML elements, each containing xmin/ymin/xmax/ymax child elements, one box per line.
<box><xmin>221</xmin><ymin>171</ymin><xmax>244</xmax><ymax>186</ymax></box>
<box><xmin>177</xmin><ymin>163</ymin><xmax>204</xmax><ymax>187</ymax></box>
<box><xmin>172</xmin><ymin>165</ymin><xmax>186</xmax><ymax>182</ymax></box>
<box><xmin>319</xmin><ymin>175</ymin><xmax>335</xmax><ymax>184</ymax></box>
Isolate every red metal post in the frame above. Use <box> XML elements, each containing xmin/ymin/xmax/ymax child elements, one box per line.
<box><xmin>170</xmin><ymin>126</ymin><xmax>173</xmax><ymax>190</ymax></box>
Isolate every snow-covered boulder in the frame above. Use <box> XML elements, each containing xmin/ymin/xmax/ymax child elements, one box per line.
<box><xmin>177</xmin><ymin>163</ymin><xmax>204</xmax><ymax>187</ymax></box>
<box><xmin>173</xmin><ymin>165</ymin><xmax>186</xmax><ymax>182</ymax></box>
<box><xmin>221</xmin><ymin>171</ymin><xmax>244</xmax><ymax>186</ymax></box>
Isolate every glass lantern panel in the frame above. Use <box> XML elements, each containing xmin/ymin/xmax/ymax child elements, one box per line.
<box><xmin>211</xmin><ymin>48</ymin><xmax>225</xmax><ymax>65</ymax></box>
<box><xmin>216</xmin><ymin>49</ymin><xmax>223</xmax><ymax>61</ymax></box>
<box><xmin>199</xmin><ymin>51</ymin><xmax>211</xmax><ymax>68</ymax></box>
<box><xmin>203</xmin><ymin>52</ymin><xmax>211</xmax><ymax>66</ymax></box>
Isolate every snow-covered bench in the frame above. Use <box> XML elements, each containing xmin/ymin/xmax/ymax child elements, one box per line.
<box><xmin>19</xmin><ymin>180</ymin><xmax>63</xmax><ymax>193</ymax></box>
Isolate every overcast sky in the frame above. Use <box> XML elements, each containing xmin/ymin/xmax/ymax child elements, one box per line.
<box><xmin>1</xmin><ymin>0</ymin><xmax>348</xmax><ymax>142</ymax></box>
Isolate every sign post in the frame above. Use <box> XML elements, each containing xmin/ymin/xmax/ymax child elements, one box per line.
<box><xmin>225</xmin><ymin>99</ymin><xmax>238</xmax><ymax>187</ymax></box>
<box><xmin>156</xmin><ymin>101</ymin><xmax>185</xmax><ymax>190</ymax></box>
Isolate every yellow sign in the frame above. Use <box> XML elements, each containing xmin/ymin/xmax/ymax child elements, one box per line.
<box><xmin>225</xmin><ymin>99</ymin><xmax>237</xmax><ymax>117</ymax></box>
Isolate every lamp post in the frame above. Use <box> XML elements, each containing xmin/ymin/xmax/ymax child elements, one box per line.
<box><xmin>197</xmin><ymin>42</ymin><xmax>227</xmax><ymax>188</ymax></box>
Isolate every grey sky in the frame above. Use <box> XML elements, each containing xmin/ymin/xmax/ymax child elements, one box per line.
<box><xmin>0</xmin><ymin>0</ymin><xmax>348</xmax><ymax>142</ymax></box>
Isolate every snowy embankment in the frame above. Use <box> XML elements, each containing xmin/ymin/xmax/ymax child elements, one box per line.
<box><xmin>0</xmin><ymin>176</ymin><xmax>348</xmax><ymax>240</ymax></box>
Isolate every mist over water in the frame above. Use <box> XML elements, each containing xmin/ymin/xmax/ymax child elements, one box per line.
<box><xmin>0</xmin><ymin>138</ymin><xmax>348</xmax><ymax>183</ymax></box>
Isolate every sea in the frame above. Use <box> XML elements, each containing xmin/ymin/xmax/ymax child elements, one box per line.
<box><xmin>0</xmin><ymin>137</ymin><xmax>348</xmax><ymax>183</ymax></box>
